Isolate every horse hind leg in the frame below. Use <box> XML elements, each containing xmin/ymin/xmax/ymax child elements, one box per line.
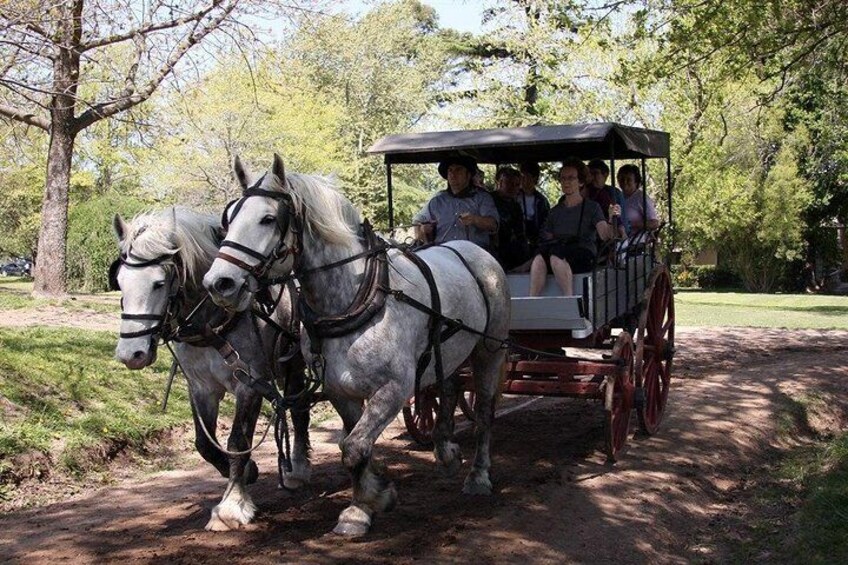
<box><xmin>462</xmin><ymin>343</ymin><xmax>505</xmax><ymax>496</ymax></box>
<box><xmin>281</xmin><ymin>360</ymin><xmax>312</xmax><ymax>490</ymax></box>
<box><xmin>432</xmin><ymin>371</ymin><xmax>463</xmax><ymax>477</ymax></box>
<box><xmin>206</xmin><ymin>390</ymin><xmax>262</xmax><ymax>532</ymax></box>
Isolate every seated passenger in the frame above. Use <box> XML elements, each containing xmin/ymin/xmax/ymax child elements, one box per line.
<box><xmin>518</xmin><ymin>161</ymin><xmax>551</xmax><ymax>249</ymax></box>
<box><xmin>413</xmin><ymin>155</ymin><xmax>498</xmax><ymax>250</ymax></box>
<box><xmin>491</xmin><ymin>167</ymin><xmax>530</xmax><ymax>271</ymax></box>
<box><xmin>618</xmin><ymin>164</ymin><xmax>659</xmax><ymax>232</ymax></box>
<box><xmin>587</xmin><ymin>158</ymin><xmax>630</xmax><ymax>235</ymax></box>
<box><xmin>529</xmin><ymin>157</ymin><xmax>617</xmax><ymax>297</ymax></box>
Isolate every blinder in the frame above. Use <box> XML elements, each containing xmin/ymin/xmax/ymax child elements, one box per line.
<box><xmin>221</xmin><ymin>199</ymin><xmax>238</xmax><ymax>232</ymax></box>
<box><xmin>108</xmin><ymin>258</ymin><xmax>122</xmax><ymax>291</ymax></box>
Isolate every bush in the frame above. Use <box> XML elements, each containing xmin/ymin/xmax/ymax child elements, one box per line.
<box><xmin>671</xmin><ymin>265</ymin><xmax>743</xmax><ymax>290</ymax></box>
<box><xmin>66</xmin><ymin>193</ymin><xmax>149</xmax><ymax>292</ymax></box>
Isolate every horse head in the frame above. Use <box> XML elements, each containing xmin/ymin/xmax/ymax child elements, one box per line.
<box><xmin>203</xmin><ymin>154</ymin><xmax>300</xmax><ymax>312</ymax></box>
<box><xmin>112</xmin><ymin>207</ymin><xmax>217</xmax><ymax>368</ymax></box>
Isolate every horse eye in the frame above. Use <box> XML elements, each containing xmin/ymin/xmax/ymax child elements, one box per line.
<box><xmin>153</xmin><ymin>280</ymin><xmax>166</xmax><ymax>290</ymax></box>
<box><xmin>260</xmin><ymin>215</ymin><xmax>276</xmax><ymax>225</ymax></box>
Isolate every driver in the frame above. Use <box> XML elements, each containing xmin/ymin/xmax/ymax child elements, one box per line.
<box><xmin>413</xmin><ymin>155</ymin><xmax>498</xmax><ymax>250</ymax></box>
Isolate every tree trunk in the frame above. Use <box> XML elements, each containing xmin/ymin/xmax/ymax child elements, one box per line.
<box><xmin>31</xmin><ymin>0</ymin><xmax>82</xmax><ymax>298</ymax></box>
<box><xmin>32</xmin><ymin>126</ymin><xmax>75</xmax><ymax>297</ymax></box>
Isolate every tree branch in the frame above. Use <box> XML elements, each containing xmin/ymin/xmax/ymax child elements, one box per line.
<box><xmin>80</xmin><ymin>1</ymin><xmax>226</xmax><ymax>52</ymax></box>
<box><xmin>0</xmin><ymin>102</ymin><xmax>49</xmax><ymax>130</ymax></box>
<box><xmin>74</xmin><ymin>2</ymin><xmax>239</xmax><ymax>132</ymax></box>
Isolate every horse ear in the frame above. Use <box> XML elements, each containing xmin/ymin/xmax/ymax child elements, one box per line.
<box><xmin>272</xmin><ymin>153</ymin><xmax>286</xmax><ymax>185</ymax></box>
<box><xmin>233</xmin><ymin>155</ymin><xmax>249</xmax><ymax>192</ymax></box>
<box><xmin>113</xmin><ymin>214</ymin><xmax>128</xmax><ymax>242</ymax></box>
<box><xmin>167</xmin><ymin>207</ymin><xmax>178</xmax><ymax>240</ymax></box>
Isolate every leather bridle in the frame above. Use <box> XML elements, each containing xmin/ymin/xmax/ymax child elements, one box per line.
<box><xmin>216</xmin><ymin>176</ymin><xmax>303</xmax><ymax>281</ymax></box>
<box><xmin>109</xmin><ymin>253</ymin><xmax>182</xmax><ymax>341</ymax></box>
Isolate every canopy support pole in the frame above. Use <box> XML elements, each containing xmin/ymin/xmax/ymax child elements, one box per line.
<box><xmin>386</xmin><ymin>161</ymin><xmax>395</xmax><ymax>231</ymax></box>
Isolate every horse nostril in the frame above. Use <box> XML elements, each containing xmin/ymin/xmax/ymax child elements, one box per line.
<box><xmin>132</xmin><ymin>350</ymin><xmax>146</xmax><ymax>360</ymax></box>
<box><xmin>213</xmin><ymin>277</ymin><xmax>236</xmax><ymax>294</ymax></box>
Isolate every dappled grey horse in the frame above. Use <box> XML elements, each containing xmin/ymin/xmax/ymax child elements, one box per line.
<box><xmin>111</xmin><ymin>206</ymin><xmax>311</xmax><ymax>531</ymax></box>
<box><xmin>203</xmin><ymin>155</ymin><xmax>510</xmax><ymax>536</ymax></box>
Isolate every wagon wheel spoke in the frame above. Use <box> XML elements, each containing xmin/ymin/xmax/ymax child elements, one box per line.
<box><xmin>636</xmin><ymin>265</ymin><xmax>675</xmax><ymax>436</ymax></box>
<box><xmin>402</xmin><ymin>388</ymin><xmax>439</xmax><ymax>447</ymax></box>
<box><xmin>605</xmin><ymin>331</ymin><xmax>635</xmax><ymax>462</ymax></box>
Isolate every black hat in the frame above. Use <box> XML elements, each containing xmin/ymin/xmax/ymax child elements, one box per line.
<box><xmin>587</xmin><ymin>158</ymin><xmax>609</xmax><ymax>174</ymax></box>
<box><xmin>438</xmin><ymin>155</ymin><xmax>478</xmax><ymax>179</ymax></box>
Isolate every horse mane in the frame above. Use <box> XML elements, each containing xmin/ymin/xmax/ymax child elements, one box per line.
<box><xmin>120</xmin><ymin>206</ymin><xmax>220</xmax><ymax>289</ymax></box>
<box><xmin>259</xmin><ymin>170</ymin><xmax>361</xmax><ymax>248</ymax></box>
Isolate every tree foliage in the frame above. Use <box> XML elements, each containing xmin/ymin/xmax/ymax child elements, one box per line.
<box><xmin>0</xmin><ymin>0</ymin><xmax>293</xmax><ymax>296</ymax></box>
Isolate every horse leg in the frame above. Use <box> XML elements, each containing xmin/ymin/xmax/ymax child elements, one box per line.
<box><xmin>330</xmin><ymin>396</ymin><xmax>364</xmax><ymax>438</ymax></box>
<box><xmin>463</xmin><ymin>344</ymin><xmax>506</xmax><ymax>495</ymax></box>
<box><xmin>432</xmin><ymin>371</ymin><xmax>463</xmax><ymax>476</ymax></box>
<box><xmin>188</xmin><ymin>382</ymin><xmax>229</xmax><ymax>479</ymax></box>
<box><xmin>205</xmin><ymin>388</ymin><xmax>263</xmax><ymax>532</ymax></box>
<box><xmin>281</xmin><ymin>360</ymin><xmax>312</xmax><ymax>490</ymax></box>
<box><xmin>333</xmin><ymin>380</ymin><xmax>406</xmax><ymax>537</ymax></box>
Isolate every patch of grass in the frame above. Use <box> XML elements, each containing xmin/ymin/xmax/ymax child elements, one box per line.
<box><xmin>0</xmin><ymin>327</ymin><xmax>193</xmax><ymax>481</ymax></box>
<box><xmin>731</xmin><ymin>394</ymin><xmax>848</xmax><ymax>563</ymax></box>
<box><xmin>783</xmin><ymin>433</ymin><xmax>848</xmax><ymax>563</ymax></box>
<box><xmin>0</xmin><ymin>279</ymin><xmax>118</xmax><ymax>312</ymax></box>
<box><xmin>675</xmin><ymin>291</ymin><xmax>848</xmax><ymax>329</ymax></box>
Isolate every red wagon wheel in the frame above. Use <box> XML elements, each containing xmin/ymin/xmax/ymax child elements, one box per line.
<box><xmin>402</xmin><ymin>386</ymin><xmax>439</xmax><ymax>446</ymax></box>
<box><xmin>402</xmin><ymin>387</ymin><xmax>476</xmax><ymax>446</ymax></box>
<box><xmin>604</xmin><ymin>331</ymin><xmax>635</xmax><ymax>462</ymax></box>
<box><xmin>635</xmin><ymin>264</ymin><xmax>675</xmax><ymax>435</ymax></box>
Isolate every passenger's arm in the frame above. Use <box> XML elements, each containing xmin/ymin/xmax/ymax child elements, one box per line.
<box><xmin>596</xmin><ymin>220</ymin><xmax>615</xmax><ymax>241</ymax></box>
<box><xmin>473</xmin><ymin>214</ymin><xmax>498</xmax><ymax>233</ymax></box>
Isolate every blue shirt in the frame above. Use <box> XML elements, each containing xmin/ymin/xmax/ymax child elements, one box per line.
<box><xmin>413</xmin><ymin>188</ymin><xmax>499</xmax><ymax>249</ymax></box>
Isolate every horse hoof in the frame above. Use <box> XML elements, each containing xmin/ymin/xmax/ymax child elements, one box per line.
<box><xmin>244</xmin><ymin>460</ymin><xmax>259</xmax><ymax>485</ymax></box>
<box><xmin>281</xmin><ymin>461</ymin><xmax>311</xmax><ymax>490</ymax></box>
<box><xmin>333</xmin><ymin>505</ymin><xmax>371</xmax><ymax>537</ymax></box>
<box><xmin>205</xmin><ymin>495</ymin><xmax>256</xmax><ymax>531</ymax></box>
<box><xmin>462</xmin><ymin>471</ymin><xmax>493</xmax><ymax>496</ymax></box>
<box><xmin>281</xmin><ymin>476</ymin><xmax>305</xmax><ymax>490</ymax></box>
<box><xmin>435</xmin><ymin>441</ymin><xmax>463</xmax><ymax>477</ymax></box>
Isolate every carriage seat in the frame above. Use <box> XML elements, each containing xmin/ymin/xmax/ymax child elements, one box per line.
<box><xmin>506</xmin><ymin>273</ymin><xmax>593</xmax><ymax>335</ymax></box>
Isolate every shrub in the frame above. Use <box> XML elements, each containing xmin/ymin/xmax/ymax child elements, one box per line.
<box><xmin>671</xmin><ymin>265</ymin><xmax>743</xmax><ymax>290</ymax></box>
<box><xmin>66</xmin><ymin>193</ymin><xmax>149</xmax><ymax>292</ymax></box>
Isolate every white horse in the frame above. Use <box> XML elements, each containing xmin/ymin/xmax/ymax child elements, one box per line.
<box><xmin>111</xmin><ymin>206</ymin><xmax>312</xmax><ymax>531</ymax></box>
<box><xmin>203</xmin><ymin>155</ymin><xmax>510</xmax><ymax>536</ymax></box>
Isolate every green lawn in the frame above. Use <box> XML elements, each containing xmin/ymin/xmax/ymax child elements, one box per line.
<box><xmin>675</xmin><ymin>290</ymin><xmax>848</xmax><ymax>329</ymax></box>
<box><xmin>0</xmin><ymin>327</ymin><xmax>192</xmax><ymax>483</ymax></box>
<box><xmin>0</xmin><ymin>277</ymin><xmax>118</xmax><ymax>312</ymax></box>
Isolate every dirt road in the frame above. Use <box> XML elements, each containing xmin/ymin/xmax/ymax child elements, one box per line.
<box><xmin>2</xmin><ymin>326</ymin><xmax>847</xmax><ymax>564</ymax></box>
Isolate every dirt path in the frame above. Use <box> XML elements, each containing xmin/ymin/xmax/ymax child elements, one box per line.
<box><xmin>2</xmin><ymin>326</ymin><xmax>847</xmax><ymax>564</ymax></box>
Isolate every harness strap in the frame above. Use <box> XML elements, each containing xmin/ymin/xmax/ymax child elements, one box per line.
<box><xmin>219</xmin><ymin>240</ymin><xmax>269</xmax><ymax>262</ymax></box>
<box><xmin>121</xmin><ymin>313</ymin><xmax>164</xmax><ymax>321</ymax></box>
<box><xmin>398</xmin><ymin>247</ymin><xmax>445</xmax><ymax>410</ymax></box>
<box><xmin>216</xmin><ymin>250</ymin><xmax>260</xmax><ymax>273</ymax></box>
<box><xmin>437</xmin><ymin>245</ymin><xmax>491</xmax><ymax>336</ymax></box>
<box><xmin>120</xmin><ymin>325</ymin><xmax>163</xmax><ymax>339</ymax></box>
<box><xmin>299</xmin><ymin>222</ymin><xmax>390</xmax><ymax>344</ymax></box>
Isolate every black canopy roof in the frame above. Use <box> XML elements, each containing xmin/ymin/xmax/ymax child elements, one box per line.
<box><xmin>366</xmin><ymin>122</ymin><xmax>670</xmax><ymax>165</ymax></box>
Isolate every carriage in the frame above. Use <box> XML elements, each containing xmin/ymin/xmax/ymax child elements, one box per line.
<box><xmin>366</xmin><ymin>122</ymin><xmax>676</xmax><ymax>461</ymax></box>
